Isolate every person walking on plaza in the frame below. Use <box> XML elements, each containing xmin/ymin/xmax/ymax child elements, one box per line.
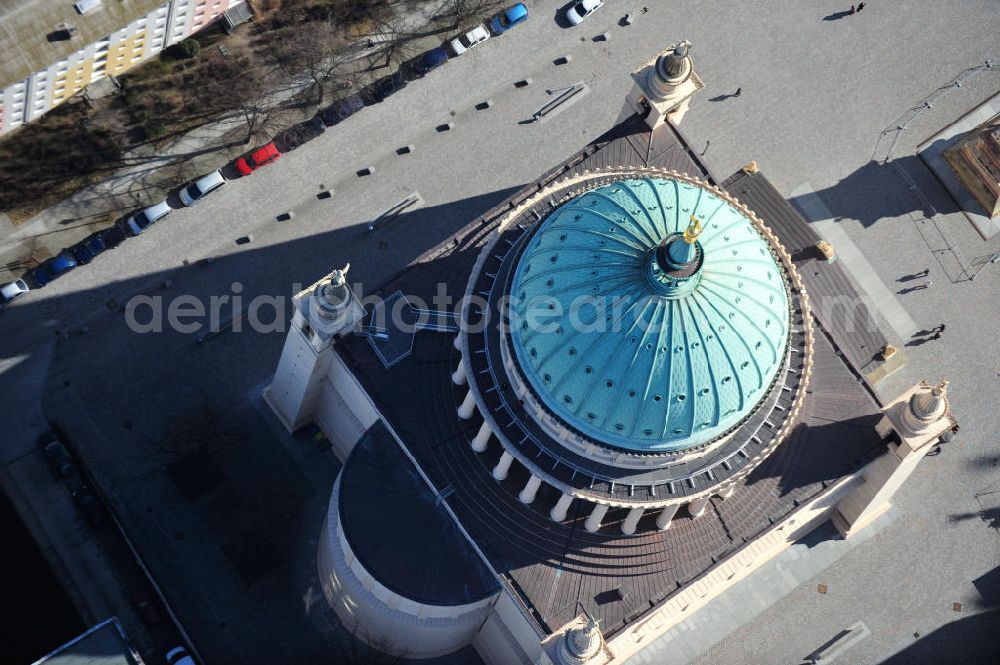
<box><xmin>857</xmin><ymin>2</ymin><xmax>865</xmax><ymax>11</ymax></box>
<box><xmin>850</xmin><ymin>4</ymin><xmax>856</xmax><ymax>14</ymax></box>
<box><xmin>733</xmin><ymin>87</ymin><xmax>742</xmax><ymax>97</ymax></box>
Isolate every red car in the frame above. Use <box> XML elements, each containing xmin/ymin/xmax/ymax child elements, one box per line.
<box><xmin>235</xmin><ymin>142</ymin><xmax>281</xmax><ymax>176</ymax></box>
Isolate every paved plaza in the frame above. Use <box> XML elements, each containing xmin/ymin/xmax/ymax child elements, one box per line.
<box><xmin>1</xmin><ymin>1</ymin><xmax>998</xmax><ymax>663</ymax></box>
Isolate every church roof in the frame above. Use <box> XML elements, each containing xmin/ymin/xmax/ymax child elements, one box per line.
<box><xmin>508</xmin><ymin>176</ymin><xmax>790</xmax><ymax>452</ymax></box>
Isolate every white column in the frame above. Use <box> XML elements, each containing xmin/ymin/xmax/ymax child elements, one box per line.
<box><xmin>518</xmin><ymin>475</ymin><xmax>542</xmax><ymax>504</ymax></box>
<box><xmin>550</xmin><ymin>493</ymin><xmax>574</xmax><ymax>521</ymax></box>
<box><xmin>688</xmin><ymin>496</ymin><xmax>710</xmax><ymax>519</ymax></box>
<box><xmin>655</xmin><ymin>504</ymin><xmax>680</xmax><ymax>531</ymax></box>
<box><xmin>584</xmin><ymin>503</ymin><xmax>609</xmax><ymax>533</ymax></box>
<box><xmin>457</xmin><ymin>390</ymin><xmax>476</xmax><ymax>419</ymax></box>
<box><xmin>718</xmin><ymin>485</ymin><xmax>736</xmax><ymax>499</ymax></box>
<box><xmin>451</xmin><ymin>361</ymin><xmax>467</xmax><ymax>385</ymax></box>
<box><xmin>492</xmin><ymin>451</ymin><xmax>514</xmax><ymax>481</ymax></box>
<box><xmin>621</xmin><ymin>507</ymin><xmax>644</xmax><ymax>535</ymax></box>
<box><xmin>453</xmin><ymin>334</ymin><xmax>462</xmax><ymax>351</ymax></box>
<box><xmin>471</xmin><ymin>421</ymin><xmax>492</xmax><ymax>452</ymax></box>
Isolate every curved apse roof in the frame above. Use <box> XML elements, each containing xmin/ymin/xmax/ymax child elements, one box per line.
<box><xmin>508</xmin><ymin>177</ymin><xmax>790</xmax><ymax>453</ymax></box>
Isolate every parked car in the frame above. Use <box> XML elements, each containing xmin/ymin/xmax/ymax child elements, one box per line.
<box><xmin>179</xmin><ymin>170</ymin><xmax>226</xmax><ymax>206</ymax></box>
<box><xmin>166</xmin><ymin>646</ymin><xmax>196</xmax><ymax>665</ymax></box>
<box><xmin>70</xmin><ymin>234</ymin><xmax>107</xmax><ymax>264</ymax></box>
<box><xmin>235</xmin><ymin>142</ymin><xmax>281</xmax><ymax>176</ymax></box>
<box><xmin>565</xmin><ymin>0</ymin><xmax>603</xmax><ymax>25</ymax></box>
<box><xmin>126</xmin><ymin>200</ymin><xmax>171</xmax><ymax>236</ymax></box>
<box><xmin>361</xmin><ymin>71</ymin><xmax>407</xmax><ymax>105</ymax></box>
<box><xmin>0</xmin><ymin>279</ymin><xmax>29</xmax><ymax>306</ymax></box>
<box><xmin>407</xmin><ymin>47</ymin><xmax>448</xmax><ymax>77</ymax></box>
<box><xmin>277</xmin><ymin>118</ymin><xmax>325</xmax><ymax>152</ymax></box>
<box><xmin>448</xmin><ymin>24</ymin><xmax>490</xmax><ymax>55</ymax></box>
<box><xmin>31</xmin><ymin>252</ymin><xmax>77</xmax><ymax>286</ymax></box>
<box><xmin>42</xmin><ymin>440</ymin><xmax>74</xmax><ymax>477</ymax></box>
<box><xmin>99</xmin><ymin>224</ymin><xmax>128</xmax><ymax>249</ymax></box>
<box><xmin>489</xmin><ymin>3</ymin><xmax>528</xmax><ymax>34</ymax></box>
<box><xmin>319</xmin><ymin>93</ymin><xmax>365</xmax><ymax>127</ymax></box>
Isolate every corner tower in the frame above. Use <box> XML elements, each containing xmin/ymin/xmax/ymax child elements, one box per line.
<box><xmin>625</xmin><ymin>40</ymin><xmax>704</xmax><ymax>127</ymax></box>
<box><xmin>264</xmin><ymin>264</ymin><xmax>365</xmax><ymax>434</ymax></box>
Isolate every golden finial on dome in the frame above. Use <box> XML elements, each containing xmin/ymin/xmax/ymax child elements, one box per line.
<box><xmin>683</xmin><ymin>215</ymin><xmax>703</xmax><ymax>244</ymax></box>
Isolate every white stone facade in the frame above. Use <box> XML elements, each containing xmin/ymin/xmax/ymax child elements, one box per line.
<box><xmin>317</xmin><ymin>475</ymin><xmax>498</xmax><ymax>659</ymax></box>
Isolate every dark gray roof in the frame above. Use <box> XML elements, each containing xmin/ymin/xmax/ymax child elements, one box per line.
<box><xmin>722</xmin><ymin>168</ymin><xmax>892</xmax><ymax>381</ymax></box>
<box><xmin>336</xmin><ymin>116</ymin><xmax>888</xmax><ymax>638</ymax></box>
<box><xmin>339</xmin><ymin>421</ymin><xmax>499</xmax><ymax>605</ymax></box>
<box><xmin>0</xmin><ymin>0</ymin><xmax>165</xmax><ymax>87</ymax></box>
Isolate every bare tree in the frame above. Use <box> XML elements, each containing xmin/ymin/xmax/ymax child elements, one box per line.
<box><xmin>437</xmin><ymin>0</ymin><xmax>504</xmax><ymax>29</ymax></box>
<box><xmin>227</xmin><ymin>66</ymin><xmax>282</xmax><ymax>143</ymax></box>
<box><xmin>273</xmin><ymin>21</ymin><xmax>354</xmax><ymax>109</ymax></box>
<box><xmin>367</xmin><ymin>14</ymin><xmax>424</xmax><ymax>70</ymax></box>
<box><xmin>156</xmin><ymin>399</ymin><xmax>242</xmax><ymax>464</ymax></box>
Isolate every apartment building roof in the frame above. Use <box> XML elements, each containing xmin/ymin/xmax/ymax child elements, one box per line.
<box><xmin>0</xmin><ymin>0</ymin><xmax>164</xmax><ymax>87</ymax></box>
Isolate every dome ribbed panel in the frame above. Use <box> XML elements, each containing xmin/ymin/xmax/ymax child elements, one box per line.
<box><xmin>509</xmin><ymin>177</ymin><xmax>789</xmax><ymax>452</ymax></box>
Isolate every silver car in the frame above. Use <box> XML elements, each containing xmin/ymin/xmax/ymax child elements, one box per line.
<box><xmin>126</xmin><ymin>200</ymin><xmax>171</xmax><ymax>235</ymax></box>
<box><xmin>0</xmin><ymin>279</ymin><xmax>29</xmax><ymax>306</ymax></box>
<box><xmin>179</xmin><ymin>170</ymin><xmax>226</xmax><ymax>206</ymax></box>
<box><xmin>566</xmin><ymin>0</ymin><xmax>603</xmax><ymax>25</ymax></box>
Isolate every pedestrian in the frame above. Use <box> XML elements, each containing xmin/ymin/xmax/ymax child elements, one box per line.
<box><xmin>850</xmin><ymin>4</ymin><xmax>856</xmax><ymax>14</ymax></box>
<box><xmin>931</xmin><ymin>330</ymin><xmax>942</xmax><ymax>341</ymax></box>
<box><xmin>701</xmin><ymin>140</ymin><xmax>711</xmax><ymax>156</ymax></box>
<box><xmin>733</xmin><ymin>87</ymin><xmax>742</xmax><ymax>97</ymax></box>
<box><xmin>915</xmin><ymin>268</ymin><xmax>929</xmax><ymax>278</ymax></box>
<box><xmin>934</xmin><ymin>323</ymin><xmax>946</xmax><ymax>334</ymax></box>
<box><xmin>925</xmin><ymin>279</ymin><xmax>933</xmax><ymax>289</ymax></box>
<box><xmin>857</xmin><ymin>2</ymin><xmax>865</xmax><ymax>11</ymax></box>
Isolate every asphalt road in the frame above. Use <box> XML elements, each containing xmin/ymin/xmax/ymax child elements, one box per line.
<box><xmin>1</xmin><ymin>0</ymin><xmax>998</xmax><ymax>663</ymax></box>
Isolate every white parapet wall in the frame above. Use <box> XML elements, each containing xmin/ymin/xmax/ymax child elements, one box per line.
<box><xmin>604</xmin><ymin>474</ymin><xmax>860</xmax><ymax>662</ymax></box>
<box><xmin>317</xmin><ymin>474</ymin><xmax>498</xmax><ymax>659</ymax></box>
<box><xmin>474</xmin><ymin>590</ymin><xmax>553</xmax><ymax>665</ymax></box>
<box><xmin>313</xmin><ymin>351</ymin><xmax>379</xmax><ymax>461</ymax></box>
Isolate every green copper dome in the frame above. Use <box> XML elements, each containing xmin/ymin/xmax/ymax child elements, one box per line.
<box><xmin>509</xmin><ymin>177</ymin><xmax>790</xmax><ymax>453</ymax></box>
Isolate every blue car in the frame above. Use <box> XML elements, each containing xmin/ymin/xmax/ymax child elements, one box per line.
<box><xmin>31</xmin><ymin>253</ymin><xmax>77</xmax><ymax>287</ymax></box>
<box><xmin>489</xmin><ymin>3</ymin><xmax>528</xmax><ymax>34</ymax></box>
<box><xmin>410</xmin><ymin>47</ymin><xmax>448</xmax><ymax>77</ymax></box>
<box><xmin>70</xmin><ymin>234</ymin><xmax>107</xmax><ymax>265</ymax></box>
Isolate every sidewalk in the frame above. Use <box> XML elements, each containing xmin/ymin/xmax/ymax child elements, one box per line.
<box><xmin>0</xmin><ymin>0</ymin><xmax>451</xmax><ymax>282</ymax></box>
